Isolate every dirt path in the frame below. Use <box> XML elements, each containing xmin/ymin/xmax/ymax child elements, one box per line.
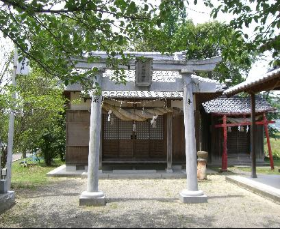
<box><xmin>0</xmin><ymin>175</ymin><xmax>279</xmax><ymax>228</ymax></box>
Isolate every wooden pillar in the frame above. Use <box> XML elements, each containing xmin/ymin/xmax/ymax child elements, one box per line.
<box><xmin>263</xmin><ymin>113</ymin><xmax>274</xmax><ymax>170</ymax></box>
<box><xmin>79</xmin><ymin>69</ymin><xmax>106</xmax><ymax>206</ymax></box>
<box><xmin>166</xmin><ymin>100</ymin><xmax>173</xmax><ymax>172</ymax></box>
<box><xmin>222</xmin><ymin>115</ymin><xmax>228</xmax><ymax>171</ymax></box>
<box><xmin>250</xmin><ymin>93</ymin><xmax>257</xmax><ymax>178</ymax></box>
<box><xmin>210</xmin><ymin>115</ymin><xmax>215</xmax><ymax>163</ymax></box>
<box><xmin>179</xmin><ymin>71</ymin><xmax>207</xmax><ymax>203</ymax></box>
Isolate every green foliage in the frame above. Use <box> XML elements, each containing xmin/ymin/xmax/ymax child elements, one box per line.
<box><xmin>38</xmin><ymin>113</ymin><xmax>66</xmax><ymax>166</ymax></box>
<box><xmin>261</xmin><ymin>92</ymin><xmax>280</xmax><ymax>138</ymax></box>
<box><xmin>12</xmin><ymin>67</ymin><xmax>65</xmax><ymax>157</ymax></box>
<box><xmin>264</xmin><ymin>132</ymin><xmax>280</xmax><ymax>159</ymax></box>
<box><xmin>1</xmin><ymin>0</ymin><xmax>278</xmax><ymax>85</ymax></box>
<box><xmin>0</xmin><ymin>0</ymin><xmax>160</xmax><ymax>86</ymax></box>
<box><xmin>134</xmin><ymin>19</ymin><xmax>253</xmax><ymax>85</ymax></box>
<box><xmin>234</xmin><ymin>165</ymin><xmax>280</xmax><ymax>175</ymax></box>
<box><xmin>0</xmin><ymin>65</ymin><xmax>66</xmax><ymax>163</ymax></box>
<box><xmin>205</xmin><ymin>0</ymin><xmax>280</xmax><ymax>67</ymax></box>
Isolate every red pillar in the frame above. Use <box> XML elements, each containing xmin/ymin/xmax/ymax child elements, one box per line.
<box><xmin>222</xmin><ymin>115</ymin><xmax>228</xmax><ymax>171</ymax></box>
<box><xmin>263</xmin><ymin>113</ymin><xmax>274</xmax><ymax>170</ymax></box>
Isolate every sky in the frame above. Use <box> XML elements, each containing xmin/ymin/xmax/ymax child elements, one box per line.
<box><xmin>0</xmin><ymin>0</ymin><xmax>275</xmax><ymax>83</ymax></box>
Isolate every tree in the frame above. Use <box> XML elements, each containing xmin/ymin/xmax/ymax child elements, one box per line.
<box><xmin>1</xmin><ymin>0</ymin><xmax>278</xmax><ymax>80</ymax></box>
<box><xmin>205</xmin><ymin>0</ymin><xmax>280</xmax><ymax>67</ymax></box>
<box><xmin>134</xmin><ymin>19</ymin><xmax>254</xmax><ymax>85</ymax></box>
<box><xmin>262</xmin><ymin>92</ymin><xmax>280</xmax><ymax>139</ymax></box>
<box><xmin>0</xmin><ymin>65</ymin><xmax>66</xmax><ymax>163</ymax></box>
<box><xmin>38</xmin><ymin>112</ymin><xmax>66</xmax><ymax>165</ymax></box>
<box><xmin>0</xmin><ymin>0</ymin><xmax>185</xmax><ymax>87</ymax></box>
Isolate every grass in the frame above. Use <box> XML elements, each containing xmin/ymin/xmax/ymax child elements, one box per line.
<box><xmin>11</xmin><ymin>158</ymin><xmax>64</xmax><ymax>189</ymax></box>
<box><xmin>209</xmin><ymin>157</ymin><xmax>280</xmax><ymax>175</ymax></box>
<box><xmin>235</xmin><ymin>165</ymin><xmax>280</xmax><ymax>175</ymax></box>
<box><xmin>209</xmin><ymin>165</ymin><xmax>280</xmax><ymax>175</ymax></box>
<box><xmin>264</xmin><ymin>133</ymin><xmax>280</xmax><ymax>159</ymax></box>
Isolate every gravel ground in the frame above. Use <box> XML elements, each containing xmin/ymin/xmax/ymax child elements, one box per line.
<box><xmin>0</xmin><ymin>175</ymin><xmax>279</xmax><ymax>228</ymax></box>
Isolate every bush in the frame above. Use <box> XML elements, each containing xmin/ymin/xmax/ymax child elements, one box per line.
<box><xmin>38</xmin><ymin>125</ymin><xmax>65</xmax><ymax>166</ymax></box>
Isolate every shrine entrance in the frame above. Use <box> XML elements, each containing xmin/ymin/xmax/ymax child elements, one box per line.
<box><xmin>75</xmin><ymin>51</ymin><xmax>222</xmax><ymax>205</ymax></box>
<box><xmin>102</xmin><ymin>114</ymin><xmax>165</xmax><ymax>162</ymax></box>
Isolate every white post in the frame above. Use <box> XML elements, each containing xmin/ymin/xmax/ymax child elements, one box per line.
<box><xmin>79</xmin><ymin>69</ymin><xmax>106</xmax><ymax>206</ymax></box>
<box><xmin>6</xmin><ymin>47</ymin><xmax>17</xmax><ymax>191</ymax></box>
<box><xmin>179</xmin><ymin>71</ymin><xmax>207</xmax><ymax>203</ymax></box>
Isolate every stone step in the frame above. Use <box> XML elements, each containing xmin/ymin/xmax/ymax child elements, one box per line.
<box><xmin>112</xmin><ymin>170</ymin><xmax>157</xmax><ymax>174</ymax></box>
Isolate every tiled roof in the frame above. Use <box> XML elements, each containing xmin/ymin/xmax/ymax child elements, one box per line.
<box><xmin>102</xmin><ymin>91</ymin><xmax>183</xmax><ymax>99</ymax></box>
<box><xmin>203</xmin><ymin>96</ymin><xmax>275</xmax><ymax>114</ymax></box>
<box><xmin>224</xmin><ymin>68</ymin><xmax>280</xmax><ymax>96</ymax></box>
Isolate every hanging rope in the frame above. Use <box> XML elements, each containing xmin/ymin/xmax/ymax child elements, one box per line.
<box><xmin>102</xmin><ymin>101</ymin><xmax>173</xmax><ymax>121</ymax></box>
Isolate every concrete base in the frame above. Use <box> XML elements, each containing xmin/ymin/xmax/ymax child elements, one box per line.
<box><xmin>79</xmin><ymin>191</ymin><xmax>106</xmax><ymax>206</ymax></box>
<box><xmin>226</xmin><ymin>175</ymin><xmax>280</xmax><ymax>204</ymax></box>
<box><xmin>112</xmin><ymin>170</ymin><xmax>156</xmax><ymax>174</ymax></box>
<box><xmin>166</xmin><ymin>169</ymin><xmax>174</xmax><ymax>173</ymax></box>
<box><xmin>179</xmin><ymin>189</ymin><xmax>207</xmax><ymax>203</ymax></box>
<box><xmin>0</xmin><ymin>180</ymin><xmax>8</xmax><ymax>194</ymax></box>
<box><xmin>0</xmin><ymin>191</ymin><xmax>15</xmax><ymax>214</ymax></box>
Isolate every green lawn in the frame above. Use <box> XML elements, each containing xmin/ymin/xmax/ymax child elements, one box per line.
<box><xmin>264</xmin><ymin>133</ymin><xmax>280</xmax><ymax>159</ymax></box>
<box><xmin>11</xmin><ymin>158</ymin><xmax>63</xmax><ymax>189</ymax></box>
<box><xmin>235</xmin><ymin>165</ymin><xmax>280</xmax><ymax>175</ymax></box>
<box><xmin>210</xmin><ymin>164</ymin><xmax>280</xmax><ymax>175</ymax></box>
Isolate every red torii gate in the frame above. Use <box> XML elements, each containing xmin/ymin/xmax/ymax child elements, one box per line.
<box><xmin>214</xmin><ymin>112</ymin><xmax>275</xmax><ymax>171</ymax></box>
<box><xmin>223</xmin><ymin>68</ymin><xmax>280</xmax><ymax>178</ymax></box>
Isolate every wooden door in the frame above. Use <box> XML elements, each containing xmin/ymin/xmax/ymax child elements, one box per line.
<box><xmin>227</xmin><ymin>127</ymin><xmax>250</xmax><ymax>154</ymax></box>
<box><xmin>102</xmin><ymin>114</ymin><xmax>164</xmax><ymax>161</ymax></box>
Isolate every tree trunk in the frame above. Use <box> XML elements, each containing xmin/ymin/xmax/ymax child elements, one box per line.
<box><xmin>22</xmin><ymin>149</ymin><xmax>27</xmax><ymax>159</ymax></box>
<box><xmin>1</xmin><ymin>146</ymin><xmax>8</xmax><ymax>169</ymax></box>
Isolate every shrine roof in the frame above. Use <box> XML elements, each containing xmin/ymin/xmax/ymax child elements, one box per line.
<box><xmin>102</xmin><ymin>91</ymin><xmax>183</xmax><ymax>99</ymax></box>
<box><xmin>224</xmin><ymin>68</ymin><xmax>280</xmax><ymax>96</ymax></box>
<box><xmin>203</xmin><ymin>96</ymin><xmax>276</xmax><ymax>115</ymax></box>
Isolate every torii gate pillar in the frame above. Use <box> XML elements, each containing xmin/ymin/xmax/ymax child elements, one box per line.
<box><xmin>79</xmin><ymin>70</ymin><xmax>106</xmax><ymax>206</ymax></box>
<box><xmin>180</xmin><ymin>71</ymin><xmax>207</xmax><ymax>203</ymax></box>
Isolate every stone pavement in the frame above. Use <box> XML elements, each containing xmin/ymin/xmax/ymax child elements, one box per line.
<box><xmin>226</xmin><ymin>174</ymin><xmax>280</xmax><ymax>204</ymax></box>
<box><xmin>0</xmin><ymin>175</ymin><xmax>279</xmax><ymax>228</ymax></box>
<box><xmin>48</xmin><ymin>165</ymin><xmax>280</xmax><ymax>204</ymax></box>
<box><xmin>47</xmin><ymin>164</ymin><xmax>217</xmax><ymax>179</ymax></box>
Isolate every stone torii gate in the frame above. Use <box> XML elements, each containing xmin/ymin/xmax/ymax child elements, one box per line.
<box><xmin>75</xmin><ymin>52</ymin><xmax>222</xmax><ymax>205</ymax></box>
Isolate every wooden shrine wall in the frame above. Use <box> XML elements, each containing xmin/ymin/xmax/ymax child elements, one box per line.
<box><xmin>172</xmin><ymin>114</ymin><xmax>185</xmax><ymax>161</ymax></box>
<box><xmin>65</xmin><ymin>109</ymin><xmax>186</xmax><ymax>165</ymax></box>
<box><xmin>66</xmin><ymin>110</ymin><xmax>90</xmax><ymax>165</ymax></box>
